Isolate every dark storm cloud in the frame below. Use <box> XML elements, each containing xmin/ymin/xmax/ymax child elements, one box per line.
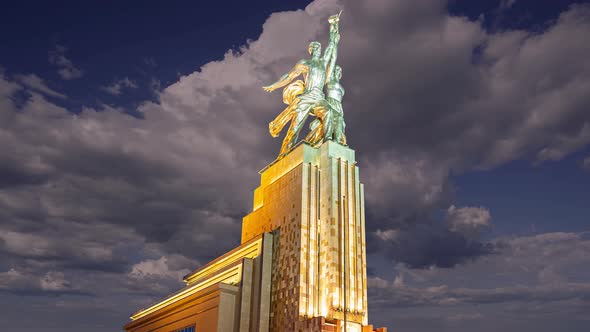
<box><xmin>0</xmin><ymin>158</ymin><xmax>50</xmax><ymax>188</ymax></box>
<box><xmin>0</xmin><ymin>1</ymin><xmax>589</xmax><ymax>330</ymax></box>
<box><xmin>330</xmin><ymin>1</ymin><xmax>590</xmax><ymax>270</ymax></box>
<box><xmin>0</xmin><ymin>217</ymin><xmax>137</xmax><ymax>273</ymax></box>
<box><xmin>371</xmin><ymin>215</ymin><xmax>495</xmax><ymax>269</ymax></box>
<box><xmin>367</xmin><ymin>232</ymin><xmax>590</xmax><ymax>331</ymax></box>
<box><xmin>372</xmin><ymin>205</ymin><xmax>494</xmax><ymax>269</ymax></box>
<box><xmin>1</xmin><ymin>0</ymin><xmax>588</xmax><ymax>272</ymax></box>
<box><xmin>369</xmin><ymin>232</ymin><xmax>590</xmax><ymax>309</ymax></box>
<box><xmin>369</xmin><ymin>281</ymin><xmax>590</xmax><ymax>308</ymax></box>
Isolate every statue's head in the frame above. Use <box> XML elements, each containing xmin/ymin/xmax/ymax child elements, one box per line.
<box><xmin>334</xmin><ymin>65</ymin><xmax>342</xmax><ymax>80</ymax></box>
<box><xmin>308</xmin><ymin>41</ymin><xmax>321</xmax><ymax>58</ymax></box>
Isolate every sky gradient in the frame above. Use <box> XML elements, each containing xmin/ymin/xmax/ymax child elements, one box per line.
<box><xmin>0</xmin><ymin>0</ymin><xmax>589</xmax><ymax>331</ymax></box>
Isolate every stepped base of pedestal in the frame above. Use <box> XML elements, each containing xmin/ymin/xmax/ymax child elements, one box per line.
<box><xmin>295</xmin><ymin>316</ymin><xmax>388</xmax><ymax>332</ymax></box>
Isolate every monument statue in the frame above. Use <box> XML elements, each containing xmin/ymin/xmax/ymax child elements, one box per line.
<box><xmin>125</xmin><ymin>10</ymin><xmax>386</xmax><ymax>332</ymax></box>
<box><xmin>264</xmin><ymin>12</ymin><xmax>346</xmax><ymax>157</ymax></box>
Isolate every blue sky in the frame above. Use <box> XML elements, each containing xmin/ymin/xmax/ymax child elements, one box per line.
<box><xmin>455</xmin><ymin>148</ymin><xmax>590</xmax><ymax>236</ymax></box>
<box><xmin>0</xmin><ymin>0</ymin><xmax>589</xmax><ymax>331</ymax></box>
<box><xmin>0</xmin><ymin>1</ymin><xmax>314</xmax><ymax>111</ymax></box>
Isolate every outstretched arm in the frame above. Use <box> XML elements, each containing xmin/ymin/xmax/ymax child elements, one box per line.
<box><xmin>263</xmin><ymin>61</ymin><xmax>307</xmax><ymax>92</ymax></box>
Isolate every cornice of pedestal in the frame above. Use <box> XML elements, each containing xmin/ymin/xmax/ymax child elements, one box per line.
<box><xmin>258</xmin><ymin>140</ymin><xmax>356</xmax><ymax>186</ymax></box>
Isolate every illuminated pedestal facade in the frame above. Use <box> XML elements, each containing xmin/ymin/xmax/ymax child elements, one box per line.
<box><xmin>124</xmin><ymin>141</ymin><xmax>386</xmax><ymax>332</ymax></box>
<box><xmin>243</xmin><ymin>141</ymin><xmax>372</xmax><ymax>331</ymax></box>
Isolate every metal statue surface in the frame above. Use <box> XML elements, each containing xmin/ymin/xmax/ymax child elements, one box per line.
<box><xmin>264</xmin><ymin>11</ymin><xmax>346</xmax><ymax>158</ymax></box>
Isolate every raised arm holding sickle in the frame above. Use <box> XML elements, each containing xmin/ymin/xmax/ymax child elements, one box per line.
<box><xmin>263</xmin><ymin>12</ymin><xmax>341</xmax><ymax>158</ymax></box>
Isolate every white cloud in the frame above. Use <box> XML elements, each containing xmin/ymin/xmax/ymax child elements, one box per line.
<box><xmin>0</xmin><ymin>231</ymin><xmax>55</xmax><ymax>257</ymax></box>
<box><xmin>100</xmin><ymin>77</ymin><xmax>138</xmax><ymax>95</ymax></box>
<box><xmin>48</xmin><ymin>45</ymin><xmax>84</xmax><ymax>80</ymax></box>
<box><xmin>446</xmin><ymin>205</ymin><xmax>492</xmax><ymax>239</ymax></box>
<box><xmin>129</xmin><ymin>256</ymin><xmax>191</xmax><ymax>281</ymax></box>
<box><xmin>0</xmin><ymin>268</ymin><xmax>74</xmax><ymax>293</ymax></box>
<box><xmin>40</xmin><ymin>271</ymin><xmax>70</xmax><ymax>291</ymax></box>
<box><xmin>0</xmin><ymin>74</ymin><xmax>20</xmax><ymax>96</ymax></box>
<box><xmin>375</xmin><ymin>229</ymin><xmax>400</xmax><ymax>242</ymax></box>
<box><xmin>14</xmin><ymin>74</ymin><xmax>66</xmax><ymax>99</ymax></box>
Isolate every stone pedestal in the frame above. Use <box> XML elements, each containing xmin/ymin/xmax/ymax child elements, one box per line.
<box><xmin>242</xmin><ymin>141</ymin><xmax>369</xmax><ymax>331</ymax></box>
<box><xmin>124</xmin><ymin>141</ymin><xmax>386</xmax><ymax>332</ymax></box>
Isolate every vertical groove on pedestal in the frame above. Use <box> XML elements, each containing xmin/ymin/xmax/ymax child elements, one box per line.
<box><xmin>354</xmin><ymin>166</ymin><xmax>362</xmax><ymax>314</ymax></box>
<box><xmin>348</xmin><ymin>163</ymin><xmax>356</xmax><ymax>314</ymax></box>
<box><xmin>346</xmin><ymin>161</ymin><xmax>354</xmax><ymax>314</ymax></box>
<box><xmin>302</xmin><ymin>163</ymin><xmax>313</xmax><ymax>316</ymax></box>
<box><xmin>316</xmin><ymin>165</ymin><xmax>321</xmax><ymax>318</ymax></box>
<box><xmin>360</xmin><ymin>183</ymin><xmax>368</xmax><ymax>325</ymax></box>
<box><xmin>330</xmin><ymin>156</ymin><xmax>340</xmax><ymax>310</ymax></box>
<box><xmin>338</xmin><ymin>158</ymin><xmax>345</xmax><ymax>311</ymax></box>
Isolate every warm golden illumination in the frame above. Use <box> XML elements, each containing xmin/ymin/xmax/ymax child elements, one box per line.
<box><xmin>130</xmin><ymin>263</ymin><xmax>243</xmax><ymax>320</ymax></box>
<box><xmin>241</xmin><ymin>142</ymin><xmax>372</xmax><ymax>329</ymax></box>
<box><xmin>184</xmin><ymin>236</ymin><xmax>262</xmax><ymax>284</ymax></box>
<box><xmin>130</xmin><ymin>235</ymin><xmax>267</xmax><ymax>321</ymax></box>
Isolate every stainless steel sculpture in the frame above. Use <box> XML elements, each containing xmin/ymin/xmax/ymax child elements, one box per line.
<box><xmin>264</xmin><ymin>12</ymin><xmax>346</xmax><ymax>158</ymax></box>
